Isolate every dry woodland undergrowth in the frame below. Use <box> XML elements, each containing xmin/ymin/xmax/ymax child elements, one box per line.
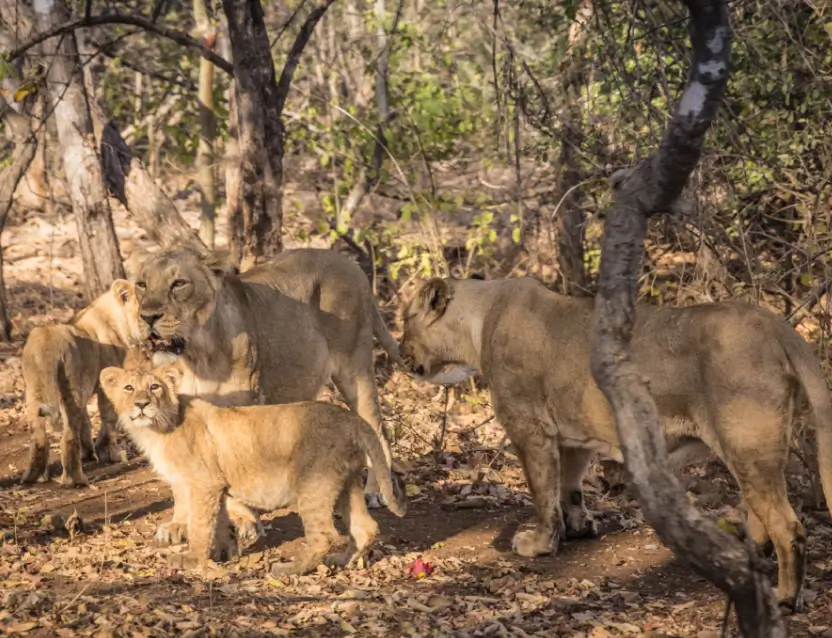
<box><xmin>0</xmin><ymin>176</ymin><xmax>830</xmax><ymax>638</ymax></box>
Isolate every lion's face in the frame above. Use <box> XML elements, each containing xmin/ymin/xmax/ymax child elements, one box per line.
<box><xmin>99</xmin><ymin>364</ymin><xmax>183</xmax><ymax>433</ymax></box>
<box><xmin>131</xmin><ymin>249</ymin><xmax>234</xmax><ymax>356</ymax></box>
<box><xmin>400</xmin><ymin>278</ymin><xmax>477</xmax><ymax>385</ymax></box>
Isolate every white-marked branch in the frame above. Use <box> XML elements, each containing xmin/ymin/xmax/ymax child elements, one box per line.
<box><xmin>589</xmin><ymin>1</ymin><xmax>788</xmax><ymax>636</ymax></box>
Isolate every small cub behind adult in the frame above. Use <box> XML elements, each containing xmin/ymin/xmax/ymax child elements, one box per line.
<box><xmin>99</xmin><ymin>360</ymin><xmax>408</xmax><ymax>575</ymax></box>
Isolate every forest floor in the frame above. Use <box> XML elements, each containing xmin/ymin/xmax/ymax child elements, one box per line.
<box><xmin>0</xmin><ymin>183</ymin><xmax>831</xmax><ymax>638</ymax></box>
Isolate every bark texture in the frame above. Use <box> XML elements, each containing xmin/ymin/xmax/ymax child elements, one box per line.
<box><xmin>555</xmin><ymin>0</ymin><xmax>592</xmax><ymax>296</ymax></box>
<box><xmin>589</xmin><ymin>2</ymin><xmax>786</xmax><ymax>636</ymax></box>
<box><xmin>222</xmin><ymin>0</ymin><xmax>287</xmax><ymax>268</ymax></box>
<box><xmin>194</xmin><ymin>0</ymin><xmax>217</xmax><ymax>248</ymax></box>
<box><xmin>99</xmin><ymin>116</ymin><xmax>208</xmax><ymax>257</ymax></box>
<box><xmin>221</xmin><ymin>0</ymin><xmax>334</xmax><ymax>268</ymax></box>
<box><xmin>0</xmin><ymin>127</ymin><xmax>38</xmax><ymax>340</ymax></box>
<box><xmin>35</xmin><ymin>0</ymin><xmax>124</xmax><ymax>299</ymax></box>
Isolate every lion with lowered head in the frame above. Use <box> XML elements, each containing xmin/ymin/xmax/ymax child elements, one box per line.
<box><xmin>99</xmin><ymin>359</ymin><xmax>408</xmax><ymax>575</ymax></box>
<box><xmin>20</xmin><ymin>279</ymin><xmax>142</xmax><ymax>487</ymax></box>
<box><xmin>399</xmin><ymin>275</ymin><xmax>832</xmax><ymax>612</ymax></box>
<box><xmin>127</xmin><ymin>247</ymin><xmax>403</xmax><ymax>546</ymax></box>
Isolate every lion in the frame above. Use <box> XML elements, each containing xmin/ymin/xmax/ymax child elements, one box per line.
<box><xmin>128</xmin><ymin>247</ymin><xmax>402</xmax><ymax>547</ymax></box>
<box><xmin>98</xmin><ymin>360</ymin><xmax>408</xmax><ymax>575</ymax></box>
<box><xmin>399</xmin><ymin>275</ymin><xmax>832</xmax><ymax>612</ymax></box>
<box><xmin>21</xmin><ymin>279</ymin><xmax>142</xmax><ymax>487</ymax></box>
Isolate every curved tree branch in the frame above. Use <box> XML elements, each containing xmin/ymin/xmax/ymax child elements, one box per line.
<box><xmin>6</xmin><ymin>13</ymin><xmax>234</xmax><ymax>77</ymax></box>
<box><xmin>274</xmin><ymin>0</ymin><xmax>336</xmax><ymax>115</ymax></box>
<box><xmin>589</xmin><ymin>1</ymin><xmax>788</xmax><ymax>636</ymax></box>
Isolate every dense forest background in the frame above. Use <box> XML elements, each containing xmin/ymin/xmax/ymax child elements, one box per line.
<box><xmin>3</xmin><ymin>0</ymin><xmax>830</xmax><ymax>355</ymax></box>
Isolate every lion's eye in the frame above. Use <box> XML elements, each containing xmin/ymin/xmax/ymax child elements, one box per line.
<box><xmin>150</xmin><ymin>383</ymin><xmax>161</xmax><ymax>392</ymax></box>
<box><xmin>124</xmin><ymin>385</ymin><xmax>134</xmax><ymax>392</ymax></box>
<box><xmin>171</xmin><ymin>279</ymin><xmax>188</xmax><ymax>290</ymax></box>
<box><xmin>135</xmin><ymin>282</ymin><xmax>146</xmax><ymax>289</ymax></box>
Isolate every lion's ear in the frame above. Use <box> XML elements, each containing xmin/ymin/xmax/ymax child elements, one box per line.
<box><xmin>201</xmin><ymin>250</ymin><xmax>238</xmax><ymax>279</ymax></box>
<box><xmin>418</xmin><ymin>278</ymin><xmax>451</xmax><ymax>319</ymax></box>
<box><xmin>126</xmin><ymin>247</ymin><xmax>153</xmax><ymax>279</ymax></box>
<box><xmin>99</xmin><ymin>367</ymin><xmax>123</xmax><ymax>398</ymax></box>
<box><xmin>111</xmin><ymin>279</ymin><xmax>135</xmax><ymax>305</ymax></box>
<box><xmin>157</xmin><ymin>363</ymin><xmax>184</xmax><ymax>394</ymax></box>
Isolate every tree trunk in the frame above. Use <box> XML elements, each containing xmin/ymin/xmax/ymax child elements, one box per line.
<box><xmin>221</xmin><ymin>27</ymin><xmax>244</xmax><ymax>266</ymax></box>
<box><xmin>194</xmin><ymin>0</ymin><xmax>217</xmax><ymax>249</ymax></box>
<box><xmin>34</xmin><ymin>0</ymin><xmax>124</xmax><ymax>300</ymax></box>
<box><xmin>221</xmin><ymin>0</ymin><xmax>335</xmax><ymax>268</ymax></box>
<box><xmin>0</xmin><ymin>122</ymin><xmax>38</xmax><ymax>341</ymax></box>
<box><xmin>221</xmin><ymin>0</ymin><xmax>286</xmax><ymax>268</ymax></box>
<box><xmin>588</xmin><ymin>1</ymin><xmax>786</xmax><ymax>635</ymax></box>
<box><xmin>555</xmin><ymin>0</ymin><xmax>591</xmax><ymax>296</ymax></box>
<box><xmin>97</xmin><ymin>109</ymin><xmax>208</xmax><ymax>257</ymax></box>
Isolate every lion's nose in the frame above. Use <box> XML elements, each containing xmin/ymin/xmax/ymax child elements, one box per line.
<box><xmin>141</xmin><ymin>312</ymin><xmax>162</xmax><ymax>327</ymax></box>
<box><xmin>413</xmin><ymin>364</ymin><xmax>425</xmax><ymax>376</ymax></box>
<box><xmin>135</xmin><ymin>401</ymin><xmax>150</xmax><ymax>411</ymax></box>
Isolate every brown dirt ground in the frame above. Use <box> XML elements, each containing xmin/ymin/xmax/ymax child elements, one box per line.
<box><xmin>0</xmin><ymin>191</ymin><xmax>831</xmax><ymax>637</ymax></box>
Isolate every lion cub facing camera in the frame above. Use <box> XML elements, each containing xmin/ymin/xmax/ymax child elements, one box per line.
<box><xmin>99</xmin><ymin>360</ymin><xmax>408</xmax><ymax>575</ymax></box>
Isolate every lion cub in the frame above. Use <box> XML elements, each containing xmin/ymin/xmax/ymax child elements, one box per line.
<box><xmin>99</xmin><ymin>360</ymin><xmax>408</xmax><ymax>575</ymax></box>
<box><xmin>21</xmin><ymin>280</ymin><xmax>142</xmax><ymax>487</ymax></box>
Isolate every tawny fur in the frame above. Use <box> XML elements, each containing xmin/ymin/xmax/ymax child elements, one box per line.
<box><xmin>20</xmin><ymin>280</ymin><xmax>142</xmax><ymax>486</ymax></box>
<box><xmin>400</xmin><ymin>276</ymin><xmax>832</xmax><ymax>612</ymax></box>
<box><xmin>129</xmin><ymin>247</ymin><xmax>402</xmax><ymax>547</ymax></box>
<box><xmin>99</xmin><ymin>363</ymin><xmax>408</xmax><ymax>575</ymax></box>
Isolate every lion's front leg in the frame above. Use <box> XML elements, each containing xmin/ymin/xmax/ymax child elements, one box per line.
<box><xmin>560</xmin><ymin>447</ymin><xmax>598</xmax><ymax>539</ymax></box>
<box><xmin>156</xmin><ymin>482</ymin><xmax>190</xmax><ymax>545</ymax></box>
<box><xmin>508</xmin><ymin>423</ymin><xmax>564</xmax><ymax>558</ymax></box>
<box><xmin>180</xmin><ymin>485</ymin><xmax>234</xmax><ymax>569</ymax></box>
<box><xmin>226</xmin><ymin>496</ymin><xmax>263</xmax><ymax>546</ymax></box>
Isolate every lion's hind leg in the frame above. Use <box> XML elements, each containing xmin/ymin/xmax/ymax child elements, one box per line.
<box><xmin>57</xmin><ymin>399</ymin><xmax>90</xmax><ymax>488</ymax></box>
<box><xmin>21</xmin><ymin>405</ymin><xmax>54</xmax><ymax>484</ymax></box>
<box><xmin>560</xmin><ymin>447</ymin><xmax>598</xmax><ymax>539</ymax></box>
<box><xmin>270</xmin><ymin>481</ymin><xmax>342</xmax><ymax>577</ymax></box>
<box><xmin>333</xmin><ymin>471</ymin><xmax>379</xmax><ymax>569</ymax></box>
<box><xmin>332</xmin><ymin>366</ymin><xmax>393</xmax><ymax>511</ymax></box>
<box><xmin>705</xmin><ymin>396</ymin><xmax>806</xmax><ymax>613</ymax></box>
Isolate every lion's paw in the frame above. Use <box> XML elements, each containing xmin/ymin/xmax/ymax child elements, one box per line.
<box><xmin>562</xmin><ymin>504</ymin><xmax>599</xmax><ymax>540</ymax></box>
<box><xmin>364</xmin><ymin>492</ymin><xmax>385</xmax><ymax>510</ymax></box>
<box><xmin>232</xmin><ymin>519</ymin><xmax>264</xmax><ymax>546</ymax></box>
<box><xmin>212</xmin><ymin>535</ymin><xmax>239</xmax><ymax>563</ymax></box>
<box><xmin>21</xmin><ymin>448</ymin><xmax>50</xmax><ymax>485</ymax></box>
<box><xmin>155</xmin><ymin>522</ymin><xmax>188</xmax><ymax>546</ymax></box>
<box><xmin>57</xmin><ymin>472</ymin><xmax>89</xmax><ymax>489</ymax></box>
<box><xmin>95</xmin><ymin>443</ymin><xmax>123</xmax><ymax>465</ymax></box>
<box><xmin>511</xmin><ymin>528</ymin><xmax>557</xmax><ymax>558</ymax></box>
<box><xmin>270</xmin><ymin>560</ymin><xmax>303</xmax><ymax>577</ymax></box>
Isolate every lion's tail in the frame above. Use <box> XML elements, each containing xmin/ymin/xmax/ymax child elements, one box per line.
<box><xmin>372</xmin><ymin>305</ymin><xmax>404</xmax><ymax>367</ymax></box>
<box><xmin>352</xmin><ymin>416</ymin><xmax>408</xmax><ymax>517</ymax></box>
<box><xmin>779</xmin><ymin>322</ymin><xmax>832</xmax><ymax>512</ymax></box>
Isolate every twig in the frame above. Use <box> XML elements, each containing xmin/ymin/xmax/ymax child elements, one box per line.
<box><xmin>7</xmin><ymin>13</ymin><xmax>234</xmax><ymax>76</ymax></box>
<box><xmin>274</xmin><ymin>0</ymin><xmax>337</xmax><ymax>116</ymax></box>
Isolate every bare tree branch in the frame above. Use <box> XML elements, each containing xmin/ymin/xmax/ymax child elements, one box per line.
<box><xmin>274</xmin><ymin>0</ymin><xmax>337</xmax><ymax>116</ymax></box>
<box><xmin>589</xmin><ymin>1</ymin><xmax>788</xmax><ymax>636</ymax></box>
<box><xmin>6</xmin><ymin>12</ymin><xmax>235</xmax><ymax>76</ymax></box>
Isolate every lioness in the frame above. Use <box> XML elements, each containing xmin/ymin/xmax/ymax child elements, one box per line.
<box><xmin>400</xmin><ymin>276</ymin><xmax>832</xmax><ymax>611</ymax></box>
<box><xmin>21</xmin><ymin>280</ymin><xmax>141</xmax><ymax>486</ymax></box>
<box><xmin>129</xmin><ymin>247</ymin><xmax>402</xmax><ymax>546</ymax></box>
<box><xmin>99</xmin><ymin>361</ymin><xmax>408</xmax><ymax>574</ymax></box>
